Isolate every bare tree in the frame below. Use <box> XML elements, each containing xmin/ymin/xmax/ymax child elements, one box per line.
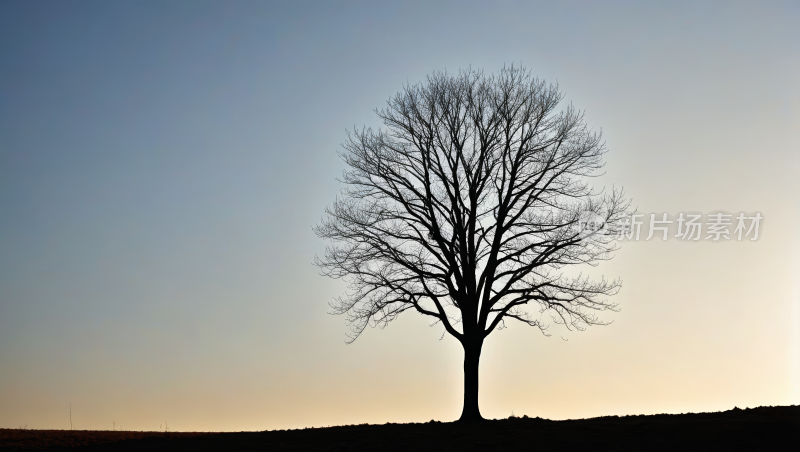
<box><xmin>314</xmin><ymin>65</ymin><xmax>629</xmax><ymax>422</ymax></box>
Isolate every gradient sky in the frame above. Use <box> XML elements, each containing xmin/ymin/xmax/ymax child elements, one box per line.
<box><xmin>1</xmin><ymin>0</ymin><xmax>798</xmax><ymax>432</ymax></box>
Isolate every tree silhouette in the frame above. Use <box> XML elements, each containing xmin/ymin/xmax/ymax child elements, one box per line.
<box><xmin>314</xmin><ymin>65</ymin><xmax>629</xmax><ymax>422</ymax></box>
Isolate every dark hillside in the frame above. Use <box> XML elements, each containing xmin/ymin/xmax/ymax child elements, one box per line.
<box><xmin>2</xmin><ymin>405</ymin><xmax>798</xmax><ymax>451</ymax></box>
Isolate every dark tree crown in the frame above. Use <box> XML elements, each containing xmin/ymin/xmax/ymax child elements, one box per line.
<box><xmin>314</xmin><ymin>65</ymin><xmax>629</xmax><ymax>345</ymax></box>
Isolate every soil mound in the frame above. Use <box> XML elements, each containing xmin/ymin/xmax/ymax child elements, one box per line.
<box><xmin>2</xmin><ymin>405</ymin><xmax>798</xmax><ymax>451</ymax></box>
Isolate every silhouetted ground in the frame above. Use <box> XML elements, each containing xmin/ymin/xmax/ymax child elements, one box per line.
<box><xmin>2</xmin><ymin>405</ymin><xmax>798</xmax><ymax>451</ymax></box>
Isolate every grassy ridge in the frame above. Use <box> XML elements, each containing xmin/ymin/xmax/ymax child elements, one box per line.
<box><xmin>2</xmin><ymin>405</ymin><xmax>798</xmax><ymax>451</ymax></box>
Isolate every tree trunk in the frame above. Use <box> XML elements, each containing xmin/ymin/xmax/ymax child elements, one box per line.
<box><xmin>458</xmin><ymin>339</ymin><xmax>485</xmax><ymax>422</ymax></box>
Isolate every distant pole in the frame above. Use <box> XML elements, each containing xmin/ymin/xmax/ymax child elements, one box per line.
<box><xmin>70</xmin><ymin>403</ymin><xmax>72</xmax><ymax>430</ymax></box>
